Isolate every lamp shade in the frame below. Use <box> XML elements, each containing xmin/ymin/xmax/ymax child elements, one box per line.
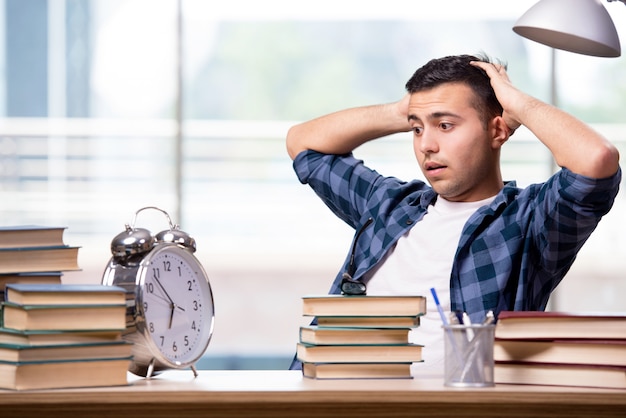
<box><xmin>513</xmin><ymin>0</ymin><xmax>621</xmax><ymax>57</ymax></box>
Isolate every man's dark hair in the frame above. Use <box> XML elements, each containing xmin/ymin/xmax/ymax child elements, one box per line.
<box><xmin>405</xmin><ymin>54</ymin><xmax>504</xmax><ymax>127</ymax></box>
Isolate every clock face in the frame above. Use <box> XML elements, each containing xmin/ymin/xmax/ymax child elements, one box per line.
<box><xmin>138</xmin><ymin>245</ymin><xmax>214</xmax><ymax>367</ymax></box>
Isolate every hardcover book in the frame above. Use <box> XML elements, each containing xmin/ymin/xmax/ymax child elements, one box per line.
<box><xmin>0</xmin><ymin>225</ymin><xmax>67</xmax><ymax>249</ymax></box>
<box><xmin>0</xmin><ymin>273</ymin><xmax>63</xmax><ymax>294</ymax></box>
<box><xmin>0</xmin><ymin>340</ymin><xmax>132</xmax><ymax>363</ymax></box>
<box><xmin>0</xmin><ymin>357</ymin><xmax>131</xmax><ymax>390</ymax></box>
<box><xmin>494</xmin><ymin>362</ymin><xmax>626</xmax><ymax>390</ymax></box>
<box><xmin>316</xmin><ymin>315</ymin><xmax>420</xmax><ymax>328</ymax></box>
<box><xmin>5</xmin><ymin>283</ymin><xmax>126</xmax><ymax>306</ymax></box>
<box><xmin>302</xmin><ymin>362</ymin><xmax>412</xmax><ymax>380</ymax></box>
<box><xmin>296</xmin><ymin>342</ymin><xmax>423</xmax><ymax>363</ymax></box>
<box><xmin>1</xmin><ymin>303</ymin><xmax>127</xmax><ymax>331</ymax></box>
<box><xmin>302</xmin><ymin>295</ymin><xmax>427</xmax><ymax>317</ymax></box>
<box><xmin>0</xmin><ymin>246</ymin><xmax>80</xmax><ymax>274</ymax></box>
<box><xmin>495</xmin><ymin>311</ymin><xmax>626</xmax><ymax>340</ymax></box>
<box><xmin>299</xmin><ymin>326</ymin><xmax>410</xmax><ymax>346</ymax></box>
<box><xmin>494</xmin><ymin>339</ymin><xmax>626</xmax><ymax>367</ymax></box>
<box><xmin>0</xmin><ymin>328</ymin><xmax>123</xmax><ymax>346</ymax></box>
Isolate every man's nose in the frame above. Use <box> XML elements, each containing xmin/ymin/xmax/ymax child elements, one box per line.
<box><xmin>418</xmin><ymin>130</ymin><xmax>439</xmax><ymax>154</ymax></box>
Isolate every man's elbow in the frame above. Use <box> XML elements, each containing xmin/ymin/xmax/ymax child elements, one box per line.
<box><xmin>286</xmin><ymin>124</ymin><xmax>306</xmax><ymax>161</ymax></box>
<box><xmin>588</xmin><ymin>143</ymin><xmax>621</xmax><ymax>179</ymax></box>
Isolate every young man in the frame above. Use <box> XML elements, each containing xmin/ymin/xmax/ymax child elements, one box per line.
<box><xmin>286</xmin><ymin>54</ymin><xmax>621</xmax><ymax>372</ymax></box>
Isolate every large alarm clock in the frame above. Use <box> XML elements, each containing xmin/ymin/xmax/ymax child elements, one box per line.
<box><xmin>102</xmin><ymin>206</ymin><xmax>214</xmax><ymax>378</ymax></box>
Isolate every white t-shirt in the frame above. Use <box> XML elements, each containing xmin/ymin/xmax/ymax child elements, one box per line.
<box><xmin>363</xmin><ymin>195</ymin><xmax>495</xmax><ymax>376</ymax></box>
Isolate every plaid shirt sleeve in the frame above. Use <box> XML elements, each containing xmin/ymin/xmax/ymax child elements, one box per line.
<box><xmin>293</xmin><ymin>150</ymin><xmax>389</xmax><ymax>229</ymax></box>
<box><xmin>452</xmin><ymin>166</ymin><xmax>622</xmax><ymax>321</ymax></box>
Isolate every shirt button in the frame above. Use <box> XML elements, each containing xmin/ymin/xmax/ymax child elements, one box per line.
<box><xmin>406</xmin><ymin>219</ymin><xmax>413</xmax><ymax>225</ymax></box>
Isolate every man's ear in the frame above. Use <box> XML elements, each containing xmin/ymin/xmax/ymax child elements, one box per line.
<box><xmin>490</xmin><ymin>116</ymin><xmax>510</xmax><ymax>149</ymax></box>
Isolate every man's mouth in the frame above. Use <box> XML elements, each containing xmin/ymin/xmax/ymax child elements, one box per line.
<box><xmin>425</xmin><ymin>162</ymin><xmax>446</xmax><ymax>172</ymax></box>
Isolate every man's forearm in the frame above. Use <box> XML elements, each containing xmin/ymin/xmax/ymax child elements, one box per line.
<box><xmin>286</xmin><ymin>100</ymin><xmax>410</xmax><ymax>160</ymax></box>
<box><xmin>515</xmin><ymin>95</ymin><xmax>620</xmax><ymax>179</ymax></box>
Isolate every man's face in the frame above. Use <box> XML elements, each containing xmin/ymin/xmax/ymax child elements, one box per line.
<box><xmin>408</xmin><ymin>82</ymin><xmax>503</xmax><ymax>202</ymax></box>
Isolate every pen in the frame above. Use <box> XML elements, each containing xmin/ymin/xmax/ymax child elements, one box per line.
<box><xmin>454</xmin><ymin>310</ymin><xmax>464</xmax><ymax>324</ymax></box>
<box><xmin>461</xmin><ymin>311</ymin><xmax>474</xmax><ymax>341</ymax></box>
<box><xmin>482</xmin><ymin>310</ymin><xmax>495</xmax><ymax>325</ymax></box>
<box><xmin>431</xmin><ymin>287</ymin><xmax>464</xmax><ymax>368</ymax></box>
<box><xmin>430</xmin><ymin>287</ymin><xmax>448</xmax><ymax>325</ymax></box>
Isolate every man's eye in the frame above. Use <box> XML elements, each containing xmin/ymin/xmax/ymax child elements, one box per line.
<box><xmin>413</xmin><ymin>127</ymin><xmax>423</xmax><ymax>135</ymax></box>
<box><xmin>440</xmin><ymin>123</ymin><xmax>453</xmax><ymax>130</ymax></box>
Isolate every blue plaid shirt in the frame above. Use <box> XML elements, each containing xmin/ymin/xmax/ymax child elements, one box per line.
<box><xmin>294</xmin><ymin>150</ymin><xmax>621</xmax><ymax>323</ymax></box>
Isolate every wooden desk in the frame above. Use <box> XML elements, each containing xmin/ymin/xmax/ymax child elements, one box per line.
<box><xmin>0</xmin><ymin>370</ymin><xmax>624</xmax><ymax>418</ymax></box>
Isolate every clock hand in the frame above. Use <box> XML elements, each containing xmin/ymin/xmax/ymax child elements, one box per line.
<box><xmin>168</xmin><ymin>305</ymin><xmax>175</xmax><ymax>329</ymax></box>
<box><xmin>153</xmin><ymin>276</ymin><xmax>174</xmax><ymax>304</ymax></box>
<box><xmin>165</xmin><ymin>304</ymin><xmax>186</xmax><ymax>329</ymax></box>
<box><xmin>151</xmin><ymin>293</ymin><xmax>173</xmax><ymax>306</ymax></box>
<box><xmin>153</xmin><ymin>277</ymin><xmax>176</xmax><ymax>329</ymax></box>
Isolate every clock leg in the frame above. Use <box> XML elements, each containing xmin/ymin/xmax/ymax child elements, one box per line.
<box><xmin>146</xmin><ymin>358</ymin><xmax>156</xmax><ymax>379</ymax></box>
<box><xmin>191</xmin><ymin>364</ymin><xmax>199</xmax><ymax>378</ymax></box>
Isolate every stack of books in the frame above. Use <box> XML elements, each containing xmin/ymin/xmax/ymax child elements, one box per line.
<box><xmin>494</xmin><ymin>311</ymin><xmax>626</xmax><ymax>389</ymax></box>
<box><xmin>0</xmin><ymin>225</ymin><xmax>80</xmax><ymax>300</ymax></box>
<box><xmin>296</xmin><ymin>295</ymin><xmax>426</xmax><ymax>379</ymax></box>
<box><xmin>0</xmin><ymin>283</ymin><xmax>132</xmax><ymax>390</ymax></box>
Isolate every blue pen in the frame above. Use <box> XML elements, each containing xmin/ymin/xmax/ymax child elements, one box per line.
<box><xmin>431</xmin><ymin>287</ymin><xmax>465</xmax><ymax>368</ymax></box>
<box><xmin>430</xmin><ymin>287</ymin><xmax>448</xmax><ymax>325</ymax></box>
